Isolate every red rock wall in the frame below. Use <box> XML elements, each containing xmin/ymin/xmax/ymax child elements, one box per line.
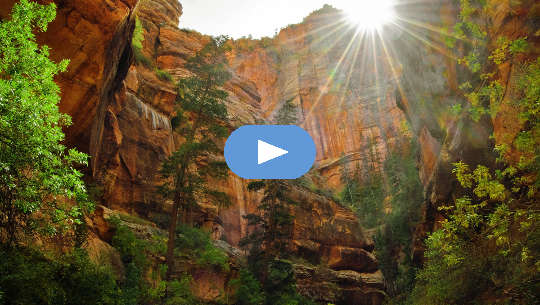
<box><xmin>228</xmin><ymin>8</ymin><xmax>408</xmax><ymax>188</ymax></box>
<box><xmin>1</xmin><ymin>1</ymin><xmax>402</xmax><ymax>302</ymax></box>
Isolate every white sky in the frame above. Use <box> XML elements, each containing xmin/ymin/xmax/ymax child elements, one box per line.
<box><xmin>178</xmin><ymin>0</ymin><xmax>354</xmax><ymax>39</ymax></box>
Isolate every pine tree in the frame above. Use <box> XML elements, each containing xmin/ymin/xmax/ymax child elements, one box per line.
<box><xmin>240</xmin><ymin>180</ymin><xmax>317</xmax><ymax>305</ymax></box>
<box><xmin>241</xmin><ymin>180</ymin><xmax>296</xmax><ymax>262</ymax></box>
<box><xmin>160</xmin><ymin>36</ymin><xmax>232</xmax><ymax>283</ymax></box>
<box><xmin>0</xmin><ymin>0</ymin><xmax>90</xmax><ymax>246</ymax></box>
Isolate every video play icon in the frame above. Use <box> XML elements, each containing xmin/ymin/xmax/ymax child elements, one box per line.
<box><xmin>258</xmin><ymin>140</ymin><xmax>288</xmax><ymax>165</ymax></box>
<box><xmin>224</xmin><ymin>125</ymin><xmax>316</xmax><ymax>179</ymax></box>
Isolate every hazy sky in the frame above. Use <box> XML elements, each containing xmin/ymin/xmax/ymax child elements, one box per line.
<box><xmin>178</xmin><ymin>0</ymin><xmax>360</xmax><ymax>39</ymax></box>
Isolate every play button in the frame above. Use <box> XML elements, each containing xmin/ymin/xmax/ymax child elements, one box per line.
<box><xmin>224</xmin><ymin>125</ymin><xmax>316</xmax><ymax>179</ymax></box>
<box><xmin>258</xmin><ymin>140</ymin><xmax>288</xmax><ymax>164</ymax></box>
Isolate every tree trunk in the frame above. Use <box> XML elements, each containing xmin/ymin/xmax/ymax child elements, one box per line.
<box><xmin>166</xmin><ymin>193</ymin><xmax>181</xmax><ymax>283</ymax></box>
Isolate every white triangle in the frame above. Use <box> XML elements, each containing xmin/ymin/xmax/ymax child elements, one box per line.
<box><xmin>258</xmin><ymin>140</ymin><xmax>288</xmax><ymax>165</ymax></box>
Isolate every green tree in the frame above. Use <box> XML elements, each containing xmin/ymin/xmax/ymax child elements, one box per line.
<box><xmin>339</xmin><ymin>162</ymin><xmax>385</xmax><ymax>229</ymax></box>
<box><xmin>231</xmin><ymin>268</ymin><xmax>266</xmax><ymax>305</ymax></box>
<box><xmin>241</xmin><ymin>180</ymin><xmax>296</xmax><ymax>260</ymax></box>
<box><xmin>373</xmin><ymin>146</ymin><xmax>423</xmax><ymax>302</ymax></box>
<box><xmin>275</xmin><ymin>98</ymin><xmax>298</xmax><ymax>124</ymax></box>
<box><xmin>0</xmin><ymin>0</ymin><xmax>90</xmax><ymax>246</ymax></box>
<box><xmin>407</xmin><ymin>1</ymin><xmax>540</xmax><ymax>303</ymax></box>
<box><xmin>160</xmin><ymin>36</ymin><xmax>232</xmax><ymax>282</ymax></box>
<box><xmin>240</xmin><ymin>181</ymin><xmax>315</xmax><ymax>305</ymax></box>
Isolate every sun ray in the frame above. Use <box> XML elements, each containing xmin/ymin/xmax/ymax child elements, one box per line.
<box><xmin>396</xmin><ymin>15</ymin><xmax>471</xmax><ymax>44</ymax></box>
<box><xmin>391</xmin><ymin>20</ymin><xmax>459</xmax><ymax>61</ymax></box>
<box><xmin>300</xmin><ymin>28</ymin><xmax>362</xmax><ymax>126</ymax></box>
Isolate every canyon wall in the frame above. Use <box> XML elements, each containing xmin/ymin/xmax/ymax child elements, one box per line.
<box><xmin>228</xmin><ymin>7</ymin><xmax>408</xmax><ymax>188</ymax></box>
<box><xmin>0</xmin><ymin>0</ymin><xmax>410</xmax><ymax>303</ymax></box>
<box><xmin>392</xmin><ymin>0</ymin><xmax>540</xmax><ymax>261</ymax></box>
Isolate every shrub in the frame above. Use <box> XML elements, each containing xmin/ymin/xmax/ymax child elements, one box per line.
<box><xmin>340</xmin><ymin>172</ymin><xmax>385</xmax><ymax>228</ymax></box>
<box><xmin>231</xmin><ymin>269</ymin><xmax>266</xmax><ymax>305</ymax></box>
<box><xmin>132</xmin><ymin>17</ymin><xmax>144</xmax><ymax>51</ymax></box>
<box><xmin>156</xmin><ymin>69</ymin><xmax>173</xmax><ymax>82</ymax></box>
<box><xmin>175</xmin><ymin>224</ymin><xmax>230</xmax><ymax>271</ymax></box>
<box><xmin>0</xmin><ymin>247</ymin><xmax>120</xmax><ymax>305</ymax></box>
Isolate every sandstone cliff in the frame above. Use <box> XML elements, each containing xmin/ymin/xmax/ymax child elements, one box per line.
<box><xmin>0</xmin><ymin>0</ymin><xmax>404</xmax><ymax>303</ymax></box>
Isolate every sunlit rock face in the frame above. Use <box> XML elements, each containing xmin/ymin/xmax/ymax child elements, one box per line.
<box><xmin>0</xmin><ymin>0</ymin><xmax>138</xmax><ymax>152</ymax></box>
<box><xmin>228</xmin><ymin>7</ymin><xmax>408</xmax><ymax>188</ymax></box>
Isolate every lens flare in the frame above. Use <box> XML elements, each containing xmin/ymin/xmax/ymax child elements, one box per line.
<box><xmin>341</xmin><ymin>0</ymin><xmax>396</xmax><ymax>31</ymax></box>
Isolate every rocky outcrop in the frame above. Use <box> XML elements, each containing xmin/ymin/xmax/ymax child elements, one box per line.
<box><xmin>295</xmin><ymin>264</ymin><xmax>385</xmax><ymax>305</ymax></box>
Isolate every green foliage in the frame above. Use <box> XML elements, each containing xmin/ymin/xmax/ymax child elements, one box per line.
<box><xmin>110</xmin><ymin>218</ymin><xmax>204</xmax><ymax>305</ymax></box>
<box><xmin>264</xmin><ymin>260</ymin><xmax>315</xmax><ymax>305</ymax></box>
<box><xmin>132</xmin><ymin>17</ymin><xmax>144</xmax><ymax>51</ymax></box>
<box><xmin>132</xmin><ymin>16</ymin><xmax>154</xmax><ymax>68</ymax></box>
<box><xmin>339</xmin><ymin>159</ymin><xmax>385</xmax><ymax>228</ymax></box>
<box><xmin>156</xmin><ymin>69</ymin><xmax>173</xmax><ymax>82</ymax></box>
<box><xmin>175</xmin><ymin>224</ymin><xmax>229</xmax><ymax>271</ymax></box>
<box><xmin>164</xmin><ymin>276</ymin><xmax>199</xmax><ymax>305</ymax></box>
<box><xmin>411</xmin><ymin>161</ymin><xmax>539</xmax><ymax>304</ymax></box>
<box><xmin>373</xmin><ymin>146</ymin><xmax>423</xmax><ymax>303</ymax></box>
<box><xmin>240</xmin><ymin>181</ymin><xmax>316</xmax><ymax>305</ymax></box>
<box><xmin>0</xmin><ymin>0</ymin><xmax>90</xmax><ymax>245</ymax></box>
<box><xmin>512</xmin><ymin>58</ymin><xmax>540</xmax><ymax>192</ymax></box>
<box><xmin>233</xmin><ymin>259</ymin><xmax>315</xmax><ymax>305</ymax></box>
<box><xmin>275</xmin><ymin>98</ymin><xmax>299</xmax><ymax>124</ymax></box>
<box><xmin>0</xmin><ymin>247</ymin><xmax>121</xmax><ymax>305</ymax></box>
<box><xmin>111</xmin><ymin>218</ymin><xmax>157</xmax><ymax>304</ymax></box>
<box><xmin>231</xmin><ymin>268</ymin><xmax>266</xmax><ymax>305</ymax></box>
<box><xmin>160</xmin><ymin>35</ymin><xmax>232</xmax><ymax>213</ymax></box>
<box><xmin>241</xmin><ymin>180</ymin><xmax>296</xmax><ymax>259</ymax></box>
<box><xmin>443</xmin><ymin>1</ymin><xmax>531</xmax><ymax>122</ymax></box>
<box><xmin>408</xmin><ymin>1</ymin><xmax>540</xmax><ymax>301</ymax></box>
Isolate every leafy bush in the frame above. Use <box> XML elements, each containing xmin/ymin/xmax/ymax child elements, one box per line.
<box><xmin>0</xmin><ymin>247</ymin><xmax>120</xmax><ymax>305</ymax></box>
<box><xmin>0</xmin><ymin>0</ymin><xmax>90</xmax><ymax>245</ymax></box>
<box><xmin>231</xmin><ymin>269</ymin><xmax>266</xmax><ymax>305</ymax></box>
<box><xmin>132</xmin><ymin>17</ymin><xmax>144</xmax><ymax>51</ymax></box>
<box><xmin>111</xmin><ymin>218</ymin><xmax>155</xmax><ymax>304</ymax></box>
<box><xmin>339</xmin><ymin>172</ymin><xmax>385</xmax><ymax>228</ymax></box>
<box><xmin>156</xmin><ymin>69</ymin><xmax>173</xmax><ymax>82</ymax></box>
<box><xmin>175</xmin><ymin>224</ymin><xmax>230</xmax><ymax>271</ymax></box>
<box><xmin>410</xmin><ymin>162</ymin><xmax>540</xmax><ymax>305</ymax></box>
<box><xmin>131</xmin><ymin>16</ymin><xmax>154</xmax><ymax>69</ymax></box>
<box><xmin>367</xmin><ymin>144</ymin><xmax>423</xmax><ymax>302</ymax></box>
<box><xmin>164</xmin><ymin>276</ymin><xmax>199</xmax><ymax>305</ymax></box>
<box><xmin>264</xmin><ymin>260</ymin><xmax>315</xmax><ymax>305</ymax></box>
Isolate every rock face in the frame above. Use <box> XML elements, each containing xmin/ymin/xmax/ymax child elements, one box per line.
<box><xmin>0</xmin><ymin>0</ymin><xmax>138</xmax><ymax>152</ymax></box>
<box><xmin>0</xmin><ymin>0</ymin><xmax>415</xmax><ymax>303</ymax></box>
<box><xmin>295</xmin><ymin>264</ymin><xmax>385</xmax><ymax>305</ymax></box>
<box><xmin>228</xmin><ymin>7</ymin><xmax>408</xmax><ymax>188</ymax></box>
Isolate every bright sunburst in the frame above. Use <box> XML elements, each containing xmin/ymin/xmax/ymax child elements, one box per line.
<box><xmin>342</xmin><ymin>0</ymin><xmax>396</xmax><ymax>31</ymax></box>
